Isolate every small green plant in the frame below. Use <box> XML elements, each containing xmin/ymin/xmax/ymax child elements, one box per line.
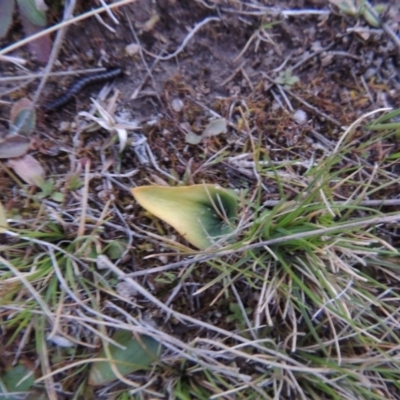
<box><xmin>36</xmin><ymin>178</ymin><xmax>64</xmax><ymax>202</ymax></box>
<box><xmin>274</xmin><ymin>68</ymin><xmax>300</xmax><ymax>89</ymax></box>
<box><xmin>328</xmin><ymin>0</ymin><xmax>386</xmax><ymax>27</ymax></box>
<box><xmin>226</xmin><ymin>302</ymin><xmax>252</xmax><ymax>335</ymax></box>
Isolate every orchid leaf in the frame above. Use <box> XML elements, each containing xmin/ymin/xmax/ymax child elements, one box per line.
<box><xmin>89</xmin><ymin>330</ymin><xmax>161</xmax><ymax>386</ymax></box>
<box><xmin>0</xmin><ymin>364</ymin><xmax>34</xmax><ymax>397</ymax></box>
<box><xmin>0</xmin><ymin>0</ymin><xmax>15</xmax><ymax>39</ymax></box>
<box><xmin>202</xmin><ymin>118</ymin><xmax>227</xmax><ymax>138</ymax></box>
<box><xmin>7</xmin><ymin>154</ymin><xmax>45</xmax><ymax>186</ymax></box>
<box><xmin>185</xmin><ymin>132</ymin><xmax>202</xmax><ymax>144</ymax></box>
<box><xmin>16</xmin><ymin>0</ymin><xmax>46</xmax><ymax>27</ymax></box>
<box><xmin>185</xmin><ymin>118</ymin><xmax>227</xmax><ymax>144</ymax></box>
<box><xmin>131</xmin><ymin>184</ymin><xmax>238</xmax><ymax>249</ymax></box>
<box><xmin>16</xmin><ymin>0</ymin><xmax>50</xmax><ymax>62</ymax></box>
<box><xmin>9</xmin><ymin>98</ymin><xmax>36</xmax><ymax>137</ymax></box>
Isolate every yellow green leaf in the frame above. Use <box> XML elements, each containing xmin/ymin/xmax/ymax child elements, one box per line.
<box><xmin>131</xmin><ymin>184</ymin><xmax>238</xmax><ymax>249</ymax></box>
<box><xmin>0</xmin><ymin>201</ymin><xmax>8</xmax><ymax>233</ymax></box>
<box><xmin>16</xmin><ymin>0</ymin><xmax>47</xmax><ymax>27</ymax></box>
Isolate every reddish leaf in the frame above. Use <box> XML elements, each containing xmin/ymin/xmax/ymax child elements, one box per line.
<box><xmin>7</xmin><ymin>154</ymin><xmax>45</xmax><ymax>186</ymax></box>
<box><xmin>0</xmin><ymin>135</ymin><xmax>31</xmax><ymax>159</ymax></box>
<box><xmin>17</xmin><ymin>0</ymin><xmax>51</xmax><ymax>63</ymax></box>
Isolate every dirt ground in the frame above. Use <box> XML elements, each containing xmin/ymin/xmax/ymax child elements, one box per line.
<box><xmin>34</xmin><ymin>0</ymin><xmax>400</xmax><ymax>250</ymax></box>
<box><xmin>1</xmin><ymin>0</ymin><xmax>399</xmax><ymax>202</ymax></box>
<box><xmin>1</xmin><ymin>0</ymin><xmax>400</xmax><ymax>398</ymax></box>
<box><xmin>45</xmin><ymin>0</ymin><xmax>399</xmax><ymax>188</ymax></box>
<box><xmin>32</xmin><ymin>0</ymin><xmax>397</xmax><ymax>207</ymax></box>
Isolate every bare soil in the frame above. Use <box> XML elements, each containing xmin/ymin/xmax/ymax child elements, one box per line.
<box><xmin>1</xmin><ymin>1</ymin><xmax>399</xmax><ymax>195</ymax></box>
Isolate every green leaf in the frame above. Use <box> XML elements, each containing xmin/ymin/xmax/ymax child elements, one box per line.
<box><xmin>105</xmin><ymin>240</ymin><xmax>127</xmax><ymax>260</ymax></box>
<box><xmin>0</xmin><ymin>0</ymin><xmax>15</xmax><ymax>39</ymax></box>
<box><xmin>368</xmin><ymin>108</ymin><xmax>400</xmax><ymax>126</ymax></box>
<box><xmin>275</xmin><ymin>68</ymin><xmax>300</xmax><ymax>88</ymax></box>
<box><xmin>9</xmin><ymin>109</ymin><xmax>36</xmax><ymax>136</ymax></box>
<box><xmin>16</xmin><ymin>0</ymin><xmax>46</xmax><ymax>27</ymax></box>
<box><xmin>328</xmin><ymin>0</ymin><xmax>360</xmax><ymax>15</ymax></box>
<box><xmin>0</xmin><ymin>364</ymin><xmax>35</xmax><ymax>398</ymax></box>
<box><xmin>362</xmin><ymin>5</ymin><xmax>381</xmax><ymax>27</ymax></box>
<box><xmin>202</xmin><ymin>118</ymin><xmax>227</xmax><ymax>138</ymax></box>
<box><xmin>185</xmin><ymin>131</ymin><xmax>202</xmax><ymax>145</ymax></box>
<box><xmin>185</xmin><ymin>119</ymin><xmax>228</xmax><ymax>144</ymax></box>
<box><xmin>50</xmin><ymin>192</ymin><xmax>64</xmax><ymax>203</ymax></box>
<box><xmin>89</xmin><ymin>330</ymin><xmax>161</xmax><ymax>386</ymax></box>
<box><xmin>9</xmin><ymin>98</ymin><xmax>36</xmax><ymax>137</ymax></box>
<box><xmin>131</xmin><ymin>184</ymin><xmax>238</xmax><ymax>249</ymax></box>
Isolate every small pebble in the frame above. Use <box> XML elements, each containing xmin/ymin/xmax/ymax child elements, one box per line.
<box><xmin>364</xmin><ymin>67</ymin><xmax>378</xmax><ymax>80</ymax></box>
<box><xmin>171</xmin><ymin>98</ymin><xmax>184</xmax><ymax>112</ymax></box>
<box><xmin>293</xmin><ymin>109</ymin><xmax>307</xmax><ymax>125</ymax></box>
<box><xmin>271</xmin><ymin>101</ymin><xmax>280</xmax><ymax>111</ymax></box>
<box><xmin>116</xmin><ymin>281</ymin><xmax>138</xmax><ymax>298</ymax></box>
<box><xmin>125</xmin><ymin>43</ymin><xmax>140</xmax><ymax>56</ymax></box>
<box><xmin>59</xmin><ymin>121</ymin><xmax>71</xmax><ymax>132</ymax></box>
<box><xmin>320</xmin><ymin>52</ymin><xmax>333</xmax><ymax>67</ymax></box>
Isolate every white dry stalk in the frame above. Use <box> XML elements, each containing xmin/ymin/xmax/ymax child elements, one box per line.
<box><xmin>28</xmin><ymin>302</ymin><xmax>252</xmax><ymax>388</ymax></box>
<box><xmin>0</xmin><ymin>54</ymin><xmax>28</xmax><ymax>68</ymax></box>
<box><xmin>94</xmin><ymin>13</ymin><xmax>117</xmax><ymax>33</ymax></box>
<box><xmin>0</xmin><ymin>68</ymin><xmax>106</xmax><ymax>83</ymax></box>
<box><xmin>98</xmin><ymin>255</ymin><xmax>336</xmax><ymax>371</ymax></box>
<box><xmin>79</xmin><ymin>99</ymin><xmax>130</xmax><ymax>152</ymax></box>
<box><xmin>98</xmin><ymin>0</ymin><xmax>120</xmax><ymax>24</ymax></box>
<box><xmin>224</xmin><ymin>5</ymin><xmax>331</xmax><ymax>18</ymax></box>
<box><xmin>77</xmin><ymin>160</ymin><xmax>90</xmax><ymax>237</ymax></box>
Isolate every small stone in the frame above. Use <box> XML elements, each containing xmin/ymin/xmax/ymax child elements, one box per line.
<box><xmin>271</xmin><ymin>101</ymin><xmax>280</xmax><ymax>111</ymax></box>
<box><xmin>311</xmin><ymin>41</ymin><xmax>322</xmax><ymax>52</ymax></box>
<box><xmin>320</xmin><ymin>52</ymin><xmax>333</xmax><ymax>67</ymax></box>
<box><xmin>116</xmin><ymin>281</ymin><xmax>138</xmax><ymax>298</ymax></box>
<box><xmin>364</xmin><ymin>67</ymin><xmax>377</xmax><ymax>80</ymax></box>
<box><xmin>293</xmin><ymin>109</ymin><xmax>307</xmax><ymax>125</ymax></box>
<box><xmin>125</xmin><ymin>43</ymin><xmax>140</xmax><ymax>56</ymax></box>
<box><xmin>59</xmin><ymin>121</ymin><xmax>71</xmax><ymax>132</ymax></box>
<box><xmin>171</xmin><ymin>98</ymin><xmax>184</xmax><ymax>112</ymax></box>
